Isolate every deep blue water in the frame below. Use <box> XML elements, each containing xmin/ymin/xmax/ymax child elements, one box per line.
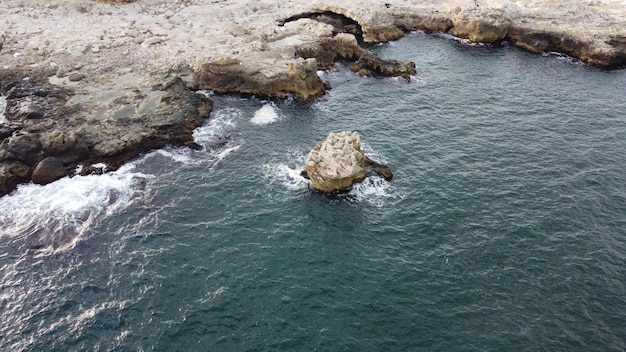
<box><xmin>1</xmin><ymin>32</ymin><xmax>626</xmax><ymax>351</ymax></box>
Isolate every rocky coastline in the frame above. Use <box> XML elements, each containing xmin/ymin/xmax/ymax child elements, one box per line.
<box><xmin>1</xmin><ymin>0</ymin><xmax>625</xmax><ymax>195</ymax></box>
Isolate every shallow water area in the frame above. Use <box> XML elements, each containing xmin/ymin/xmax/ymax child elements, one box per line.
<box><xmin>1</xmin><ymin>33</ymin><xmax>626</xmax><ymax>351</ymax></box>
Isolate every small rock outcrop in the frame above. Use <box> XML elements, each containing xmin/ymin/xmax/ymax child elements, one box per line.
<box><xmin>303</xmin><ymin>131</ymin><xmax>392</xmax><ymax>193</ymax></box>
<box><xmin>0</xmin><ymin>74</ymin><xmax>212</xmax><ymax>195</ymax></box>
<box><xmin>296</xmin><ymin>33</ymin><xmax>416</xmax><ymax>80</ymax></box>
<box><xmin>192</xmin><ymin>56</ymin><xmax>325</xmax><ymax>100</ymax></box>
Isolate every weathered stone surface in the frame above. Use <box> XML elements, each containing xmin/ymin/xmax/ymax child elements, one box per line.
<box><xmin>284</xmin><ymin>3</ymin><xmax>626</xmax><ymax>69</ymax></box>
<box><xmin>295</xmin><ymin>33</ymin><xmax>416</xmax><ymax>80</ymax></box>
<box><xmin>0</xmin><ymin>75</ymin><xmax>212</xmax><ymax>195</ymax></box>
<box><xmin>4</xmin><ymin>79</ymin><xmax>72</xmax><ymax>122</ymax></box>
<box><xmin>305</xmin><ymin>131</ymin><xmax>367</xmax><ymax>193</ymax></box>
<box><xmin>192</xmin><ymin>55</ymin><xmax>325</xmax><ymax>100</ymax></box>
<box><xmin>449</xmin><ymin>9</ymin><xmax>510</xmax><ymax>43</ymax></box>
<box><xmin>31</xmin><ymin>157</ymin><xmax>67</xmax><ymax>185</ymax></box>
<box><xmin>7</xmin><ymin>133</ymin><xmax>43</xmax><ymax>166</ymax></box>
<box><xmin>295</xmin><ymin>33</ymin><xmax>364</xmax><ymax>69</ymax></box>
<box><xmin>391</xmin><ymin>9</ymin><xmax>453</xmax><ymax>33</ymax></box>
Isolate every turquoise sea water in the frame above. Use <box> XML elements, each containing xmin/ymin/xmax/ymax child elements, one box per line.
<box><xmin>1</xmin><ymin>32</ymin><xmax>626</xmax><ymax>351</ymax></box>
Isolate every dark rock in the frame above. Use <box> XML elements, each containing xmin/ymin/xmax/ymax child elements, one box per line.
<box><xmin>192</xmin><ymin>56</ymin><xmax>325</xmax><ymax>100</ymax></box>
<box><xmin>185</xmin><ymin>141</ymin><xmax>203</xmax><ymax>150</ymax></box>
<box><xmin>365</xmin><ymin>156</ymin><xmax>393</xmax><ymax>181</ymax></box>
<box><xmin>507</xmin><ymin>27</ymin><xmax>626</xmax><ymax>68</ymax></box>
<box><xmin>0</xmin><ymin>73</ymin><xmax>213</xmax><ymax>197</ymax></box>
<box><xmin>296</xmin><ymin>34</ymin><xmax>417</xmax><ymax>80</ymax></box>
<box><xmin>0</xmin><ymin>122</ymin><xmax>22</xmax><ymax>140</ymax></box>
<box><xmin>295</xmin><ymin>34</ymin><xmax>364</xmax><ymax>69</ymax></box>
<box><xmin>206</xmin><ymin>134</ymin><xmax>232</xmax><ymax>149</ymax></box>
<box><xmin>31</xmin><ymin>157</ymin><xmax>68</xmax><ymax>185</ymax></box>
<box><xmin>7</xmin><ymin>133</ymin><xmax>43</xmax><ymax>166</ymax></box>
<box><xmin>4</xmin><ymin>79</ymin><xmax>72</xmax><ymax>122</ymax></box>
<box><xmin>0</xmin><ymin>161</ymin><xmax>32</xmax><ymax>195</ymax></box>
<box><xmin>349</xmin><ymin>51</ymin><xmax>416</xmax><ymax>80</ymax></box>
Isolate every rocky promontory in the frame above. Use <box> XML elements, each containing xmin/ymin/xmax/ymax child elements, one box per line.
<box><xmin>0</xmin><ymin>72</ymin><xmax>211</xmax><ymax>194</ymax></box>
<box><xmin>1</xmin><ymin>0</ymin><xmax>625</xmax><ymax>195</ymax></box>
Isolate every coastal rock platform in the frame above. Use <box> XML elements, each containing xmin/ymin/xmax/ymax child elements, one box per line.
<box><xmin>303</xmin><ymin>131</ymin><xmax>392</xmax><ymax>193</ymax></box>
<box><xmin>1</xmin><ymin>0</ymin><xmax>625</xmax><ymax>194</ymax></box>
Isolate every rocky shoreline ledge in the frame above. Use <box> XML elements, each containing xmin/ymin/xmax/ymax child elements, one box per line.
<box><xmin>1</xmin><ymin>0</ymin><xmax>625</xmax><ymax>195</ymax></box>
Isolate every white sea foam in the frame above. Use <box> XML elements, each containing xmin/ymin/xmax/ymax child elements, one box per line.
<box><xmin>263</xmin><ymin>146</ymin><xmax>403</xmax><ymax>207</ymax></box>
<box><xmin>263</xmin><ymin>162</ymin><xmax>310</xmax><ymax>191</ymax></box>
<box><xmin>0</xmin><ymin>162</ymin><xmax>151</xmax><ymax>253</ymax></box>
<box><xmin>349</xmin><ymin>176</ymin><xmax>404</xmax><ymax>207</ymax></box>
<box><xmin>193</xmin><ymin>107</ymin><xmax>239</xmax><ymax>144</ymax></box>
<box><xmin>143</xmin><ymin>107</ymin><xmax>241</xmax><ymax>166</ymax></box>
<box><xmin>251</xmin><ymin>103</ymin><xmax>279</xmax><ymax>125</ymax></box>
<box><xmin>262</xmin><ymin>150</ymin><xmax>310</xmax><ymax>192</ymax></box>
<box><xmin>434</xmin><ymin>32</ymin><xmax>485</xmax><ymax>47</ymax></box>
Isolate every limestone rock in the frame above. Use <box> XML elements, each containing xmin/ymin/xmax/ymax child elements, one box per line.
<box><xmin>449</xmin><ymin>9</ymin><xmax>510</xmax><ymax>43</ymax></box>
<box><xmin>349</xmin><ymin>51</ymin><xmax>416</xmax><ymax>81</ymax></box>
<box><xmin>7</xmin><ymin>133</ymin><xmax>43</xmax><ymax>166</ymax></box>
<box><xmin>295</xmin><ymin>34</ymin><xmax>416</xmax><ymax>80</ymax></box>
<box><xmin>309</xmin><ymin>4</ymin><xmax>404</xmax><ymax>43</ymax></box>
<box><xmin>304</xmin><ymin>131</ymin><xmax>368</xmax><ymax>193</ymax></box>
<box><xmin>192</xmin><ymin>55</ymin><xmax>325</xmax><ymax>100</ymax></box>
<box><xmin>365</xmin><ymin>156</ymin><xmax>393</xmax><ymax>181</ymax></box>
<box><xmin>31</xmin><ymin>157</ymin><xmax>67</xmax><ymax>185</ymax></box>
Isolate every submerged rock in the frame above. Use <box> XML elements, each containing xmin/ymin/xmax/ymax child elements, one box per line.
<box><xmin>303</xmin><ymin>131</ymin><xmax>392</xmax><ymax>193</ymax></box>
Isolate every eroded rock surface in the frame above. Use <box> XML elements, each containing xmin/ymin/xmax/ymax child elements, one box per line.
<box><xmin>296</xmin><ymin>33</ymin><xmax>416</xmax><ymax>80</ymax></box>
<box><xmin>303</xmin><ymin>131</ymin><xmax>392</xmax><ymax>193</ymax></box>
<box><xmin>0</xmin><ymin>74</ymin><xmax>212</xmax><ymax>195</ymax></box>
<box><xmin>192</xmin><ymin>56</ymin><xmax>325</xmax><ymax>100</ymax></box>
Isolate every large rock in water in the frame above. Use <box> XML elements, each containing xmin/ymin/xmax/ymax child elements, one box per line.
<box><xmin>304</xmin><ymin>131</ymin><xmax>392</xmax><ymax>193</ymax></box>
<box><xmin>305</xmin><ymin>131</ymin><xmax>367</xmax><ymax>193</ymax></box>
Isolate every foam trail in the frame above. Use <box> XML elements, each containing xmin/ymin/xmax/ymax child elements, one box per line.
<box><xmin>144</xmin><ymin>107</ymin><xmax>241</xmax><ymax>166</ymax></box>
<box><xmin>0</xmin><ymin>162</ymin><xmax>150</xmax><ymax>253</ymax></box>
<box><xmin>251</xmin><ymin>103</ymin><xmax>279</xmax><ymax>125</ymax></box>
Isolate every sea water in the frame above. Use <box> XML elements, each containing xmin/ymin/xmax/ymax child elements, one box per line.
<box><xmin>1</xmin><ymin>32</ymin><xmax>626</xmax><ymax>351</ymax></box>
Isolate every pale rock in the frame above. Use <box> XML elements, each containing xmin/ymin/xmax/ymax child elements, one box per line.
<box><xmin>304</xmin><ymin>131</ymin><xmax>367</xmax><ymax>193</ymax></box>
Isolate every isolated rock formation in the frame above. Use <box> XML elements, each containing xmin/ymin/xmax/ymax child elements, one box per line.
<box><xmin>304</xmin><ymin>131</ymin><xmax>392</xmax><ymax>193</ymax></box>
